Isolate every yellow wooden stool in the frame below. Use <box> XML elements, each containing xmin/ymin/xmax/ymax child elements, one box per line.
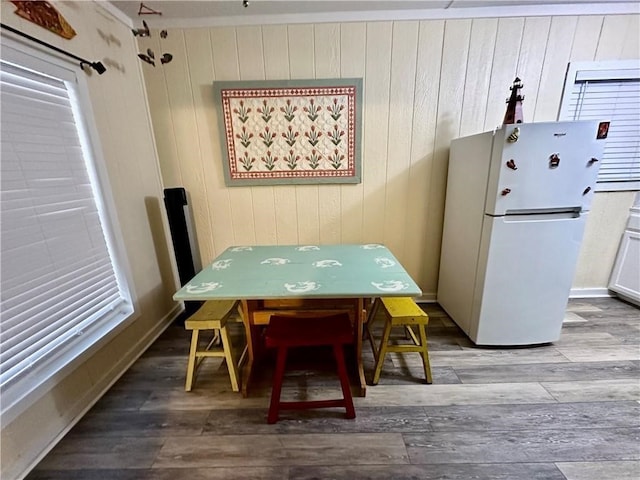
<box><xmin>366</xmin><ymin>297</ymin><xmax>432</xmax><ymax>385</ymax></box>
<box><xmin>184</xmin><ymin>300</ymin><xmax>246</xmax><ymax>392</ymax></box>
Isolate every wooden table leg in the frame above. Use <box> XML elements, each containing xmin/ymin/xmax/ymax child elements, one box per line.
<box><xmin>356</xmin><ymin>297</ymin><xmax>366</xmax><ymax>397</ymax></box>
<box><xmin>239</xmin><ymin>300</ymin><xmax>261</xmax><ymax>398</ymax></box>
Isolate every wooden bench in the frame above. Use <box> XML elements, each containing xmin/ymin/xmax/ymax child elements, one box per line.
<box><xmin>184</xmin><ymin>300</ymin><xmax>246</xmax><ymax>392</ymax></box>
<box><xmin>366</xmin><ymin>297</ymin><xmax>432</xmax><ymax>385</ymax></box>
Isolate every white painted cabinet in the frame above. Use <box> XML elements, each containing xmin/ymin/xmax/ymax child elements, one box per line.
<box><xmin>609</xmin><ymin>194</ymin><xmax>640</xmax><ymax>306</ymax></box>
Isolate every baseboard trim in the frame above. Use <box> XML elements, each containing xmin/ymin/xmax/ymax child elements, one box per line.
<box><xmin>417</xmin><ymin>293</ymin><xmax>437</xmax><ymax>303</ymax></box>
<box><xmin>569</xmin><ymin>288</ymin><xmax>614</xmax><ymax>298</ymax></box>
<box><xmin>17</xmin><ymin>304</ymin><xmax>182</xmax><ymax>480</ymax></box>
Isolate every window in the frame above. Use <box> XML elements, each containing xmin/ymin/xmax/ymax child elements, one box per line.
<box><xmin>559</xmin><ymin>60</ymin><xmax>640</xmax><ymax>191</ymax></box>
<box><xmin>0</xmin><ymin>38</ymin><xmax>134</xmax><ymax>416</ymax></box>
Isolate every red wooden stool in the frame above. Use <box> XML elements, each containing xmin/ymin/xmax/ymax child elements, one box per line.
<box><xmin>264</xmin><ymin>313</ymin><xmax>356</xmax><ymax>424</ymax></box>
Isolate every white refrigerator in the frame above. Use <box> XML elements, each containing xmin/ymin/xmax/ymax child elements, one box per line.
<box><xmin>438</xmin><ymin>120</ymin><xmax>606</xmax><ymax>346</ymax></box>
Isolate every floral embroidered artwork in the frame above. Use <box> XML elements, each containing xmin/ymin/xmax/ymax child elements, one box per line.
<box><xmin>214</xmin><ymin>79</ymin><xmax>362</xmax><ymax>186</ymax></box>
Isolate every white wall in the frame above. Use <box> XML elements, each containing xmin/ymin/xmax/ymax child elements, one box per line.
<box><xmin>141</xmin><ymin>14</ymin><xmax>639</xmax><ymax>299</ymax></box>
<box><xmin>0</xmin><ymin>2</ymin><xmax>177</xmax><ymax>478</ymax></box>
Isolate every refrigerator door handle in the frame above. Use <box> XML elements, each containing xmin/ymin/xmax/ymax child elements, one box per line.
<box><xmin>504</xmin><ymin>206</ymin><xmax>581</xmax><ymax>215</ymax></box>
<box><xmin>503</xmin><ymin>210</ymin><xmax>581</xmax><ymax>222</ymax></box>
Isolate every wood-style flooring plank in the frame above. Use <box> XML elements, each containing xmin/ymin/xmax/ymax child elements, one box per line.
<box><xmin>68</xmin><ymin>410</ymin><xmax>210</xmax><ymax>437</ymax></box>
<box><xmin>404</xmin><ymin>427</ymin><xmax>640</xmax><ymax>464</ymax></box>
<box><xmin>90</xmin><ymin>388</ymin><xmax>153</xmax><ymax>412</ymax></box>
<box><xmin>203</xmin><ymin>406</ymin><xmax>431</xmax><ymax>434</ymax></box>
<box><xmin>287</xmin><ymin>463</ymin><xmax>567</xmax><ymax>480</ymax></box>
<box><xmin>555</xmin><ymin>460</ymin><xmax>640</xmax><ymax>480</ymax></box>
<box><xmin>34</xmin><ymin>437</ymin><xmax>165</xmax><ymax>470</ymax></box>
<box><xmin>565</xmin><ymin>301</ymin><xmax>603</xmax><ymax>312</ymax></box>
<box><xmin>359</xmin><ymin>382</ymin><xmax>556</xmax><ymax>406</ymax></box>
<box><xmin>423</xmin><ymin>401</ymin><xmax>640</xmax><ymax>431</ymax></box>
<box><xmin>152</xmin><ymin>433</ymin><xmax>409</xmax><ymax>468</ymax></box>
<box><xmin>541</xmin><ymin>378</ymin><xmax>640</xmax><ymax>402</ymax></box>
<box><xmin>361</xmin><ymin>355</ymin><xmax>461</xmax><ymax>384</ymax></box>
<box><xmin>142</xmin><ymin>467</ymin><xmax>289</xmax><ymax>480</ymax></box>
<box><xmin>566</xmin><ymin>324</ymin><xmax>640</xmax><ymax>339</ymax></box>
<box><xmin>454</xmin><ymin>360</ymin><xmax>640</xmax><ymax>383</ymax></box>
<box><xmin>140</xmin><ymin>388</ymin><xmax>269</xmax><ymax>411</ymax></box>
<box><xmin>562</xmin><ymin>312</ymin><xmax>589</xmax><ymax>323</ymax></box>
<box><xmin>554</xmin><ymin>344</ymin><xmax>640</xmax><ymax>362</ymax></box>
<box><xmin>27</xmin><ymin>468</ymin><xmax>288</xmax><ymax>480</ymax></box>
<box><xmin>27</xmin><ymin>469</ymin><xmax>149</xmax><ymax>480</ymax></box>
<box><xmin>412</xmin><ymin>347</ymin><xmax>571</xmax><ymax>367</ymax></box>
<box><xmin>554</xmin><ymin>331</ymin><xmax>619</xmax><ymax>345</ymax></box>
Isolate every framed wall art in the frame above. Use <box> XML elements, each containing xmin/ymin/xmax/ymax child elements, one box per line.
<box><xmin>10</xmin><ymin>1</ymin><xmax>76</xmax><ymax>39</ymax></box>
<box><xmin>214</xmin><ymin>78</ymin><xmax>362</xmax><ymax>186</ymax></box>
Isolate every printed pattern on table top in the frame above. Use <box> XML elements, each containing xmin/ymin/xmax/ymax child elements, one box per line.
<box><xmin>174</xmin><ymin>244</ymin><xmax>421</xmax><ymax>301</ymax></box>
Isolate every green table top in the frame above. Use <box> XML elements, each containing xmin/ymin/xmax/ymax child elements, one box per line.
<box><xmin>173</xmin><ymin>244</ymin><xmax>422</xmax><ymax>301</ymax></box>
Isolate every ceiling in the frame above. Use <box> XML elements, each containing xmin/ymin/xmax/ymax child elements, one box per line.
<box><xmin>107</xmin><ymin>1</ymin><xmax>639</xmax><ymax>27</ymax></box>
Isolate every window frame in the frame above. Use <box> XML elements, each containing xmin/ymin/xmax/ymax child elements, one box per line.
<box><xmin>0</xmin><ymin>34</ymin><xmax>137</xmax><ymax>423</ymax></box>
<box><xmin>558</xmin><ymin>59</ymin><xmax>640</xmax><ymax>192</ymax></box>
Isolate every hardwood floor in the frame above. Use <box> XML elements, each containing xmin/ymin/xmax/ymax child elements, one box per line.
<box><xmin>27</xmin><ymin>298</ymin><xmax>640</xmax><ymax>479</ymax></box>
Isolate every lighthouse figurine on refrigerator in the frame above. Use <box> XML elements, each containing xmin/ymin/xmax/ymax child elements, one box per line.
<box><xmin>503</xmin><ymin>77</ymin><xmax>524</xmax><ymax>125</ymax></box>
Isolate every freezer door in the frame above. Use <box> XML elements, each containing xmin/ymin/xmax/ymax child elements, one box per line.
<box><xmin>485</xmin><ymin>121</ymin><xmax>605</xmax><ymax>216</ymax></box>
<box><xmin>470</xmin><ymin>212</ymin><xmax>588</xmax><ymax>346</ymax></box>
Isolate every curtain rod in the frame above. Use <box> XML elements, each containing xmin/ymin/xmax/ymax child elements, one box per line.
<box><xmin>0</xmin><ymin>23</ymin><xmax>106</xmax><ymax>74</ymax></box>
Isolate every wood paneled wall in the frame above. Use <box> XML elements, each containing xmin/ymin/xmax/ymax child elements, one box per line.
<box><xmin>140</xmin><ymin>15</ymin><xmax>639</xmax><ymax>297</ymax></box>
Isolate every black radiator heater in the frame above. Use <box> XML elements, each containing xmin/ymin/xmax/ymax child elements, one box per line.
<box><xmin>163</xmin><ymin>187</ymin><xmax>203</xmax><ymax>320</ymax></box>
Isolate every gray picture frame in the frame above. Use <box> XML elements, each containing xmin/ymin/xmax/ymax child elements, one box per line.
<box><xmin>213</xmin><ymin>78</ymin><xmax>363</xmax><ymax>186</ymax></box>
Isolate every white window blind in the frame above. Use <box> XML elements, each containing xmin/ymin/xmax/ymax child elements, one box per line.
<box><xmin>559</xmin><ymin>61</ymin><xmax>640</xmax><ymax>191</ymax></box>
<box><xmin>0</xmin><ymin>60</ymin><xmax>131</xmax><ymax>393</ymax></box>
